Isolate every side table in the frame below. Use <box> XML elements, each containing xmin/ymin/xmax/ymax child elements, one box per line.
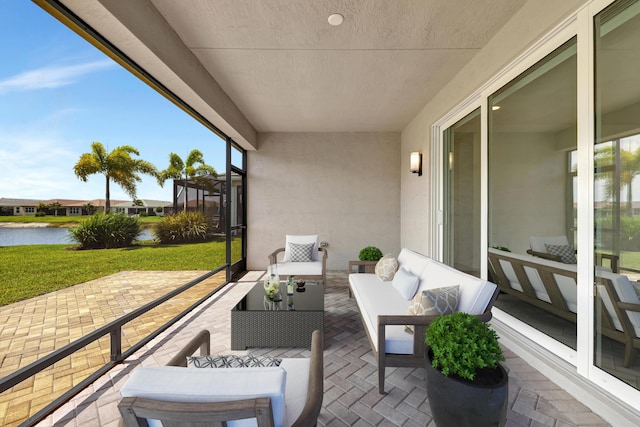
<box><xmin>348</xmin><ymin>260</ymin><xmax>378</xmax><ymax>273</ymax></box>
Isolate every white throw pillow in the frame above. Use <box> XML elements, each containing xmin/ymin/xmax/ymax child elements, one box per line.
<box><xmin>120</xmin><ymin>366</ymin><xmax>287</xmax><ymax>427</ymax></box>
<box><xmin>391</xmin><ymin>267</ymin><xmax>419</xmax><ymax>300</ymax></box>
<box><xmin>283</xmin><ymin>235</ymin><xmax>319</xmax><ymax>262</ymax></box>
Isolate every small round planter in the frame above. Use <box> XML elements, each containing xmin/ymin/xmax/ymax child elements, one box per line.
<box><xmin>425</xmin><ymin>350</ymin><xmax>508</xmax><ymax>427</ymax></box>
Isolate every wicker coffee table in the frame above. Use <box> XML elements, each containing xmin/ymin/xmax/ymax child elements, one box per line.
<box><xmin>230</xmin><ymin>281</ymin><xmax>324</xmax><ymax>349</ymax></box>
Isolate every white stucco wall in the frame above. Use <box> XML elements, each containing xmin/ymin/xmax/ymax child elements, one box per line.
<box><xmin>400</xmin><ymin>0</ymin><xmax>586</xmax><ymax>254</ymax></box>
<box><xmin>247</xmin><ymin>132</ymin><xmax>401</xmax><ymax>271</ymax></box>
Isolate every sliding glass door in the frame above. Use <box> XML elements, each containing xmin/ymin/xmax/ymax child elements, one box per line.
<box><xmin>593</xmin><ymin>0</ymin><xmax>640</xmax><ymax>387</ymax></box>
<box><xmin>487</xmin><ymin>38</ymin><xmax>578</xmax><ymax>347</ymax></box>
<box><xmin>442</xmin><ymin>109</ymin><xmax>482</xmax><ymax>277</ymax></box>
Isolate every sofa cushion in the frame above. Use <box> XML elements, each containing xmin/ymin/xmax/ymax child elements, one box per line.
<box><xmin>545</xmin><ymin>243</ymin><xmax>577</xmax><ymax>264</ymax></box>
<box><xmin>187</xmin><ymin>355</ymin><xmax>282</xmax><ymax>368</ymax></box>
<box><xmin>396</xmin><ymin>248</ymin><xmax>429</xmax><ymax>277</ymax></box>
<box><xmin>120</xmin><ymin>366</ymin><xmax>287</xmax><ymax>427</ymax></box>
<box><xmin>392</xmin><ymin>267</ymin><xmax>419</xmax><ymax>300</ymax></box>
<box><xmin>288</xmin><ymin>242</ymin><xmax>314</xmax><ymax>262</ymax></box>
<box><xmin>529</xmin><ymin>235</ymin><xmax>570</xmax><ymax>253</ymax></box>
<box><xmin>283</xmin><ymin>235</ymin><xmax>319</xmax><ymax>262</ymax></box>
<box><xmin>375</xmin><ymin>255</ymin><xmax>398</xmax><ymax>281</ymax></box>
<box><xmin>600</xmin><ymin>271</ymin><xmax>640</xmax><ymax>337</ymax></box>
<box><xmin>405</xmin><ymin>285</ymin><xmax>459</xmax><ymax>333</ymax></box>
<box><xmin>416</xmin><ymin>257</ymin><xmax>496</xmax><ymax>315</ymax></box>
<box><xmin>349</xmin><ymin>273</ymin><xmax>414</xmax><ymax>354</ymax></box>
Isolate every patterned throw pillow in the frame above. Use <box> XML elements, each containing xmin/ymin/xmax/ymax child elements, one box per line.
<box><xmin>375</xmin><ymin>255</ymin><xmax>398</xmax><ymax>281</ymax></box>
<box><xmin>405</xmin><ymin>285</ymin><xmax>459</xmax><ymax>333</ymax></box>
<box><xmin>545</xmin><ymin>243</ymin><xmax>577</xmax><ymax>264</ymax></box>
<box><xmin>187</xmin><ymin>354</ymin><xmax>282</xmax><ymax>368</ymax></box>
<box><xmin>288</xmin><ymin>242</ymin><xmax>314</xmax><ymax>262</ymax></box>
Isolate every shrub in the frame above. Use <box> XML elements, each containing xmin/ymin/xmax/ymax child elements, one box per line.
<box><xmin>35</xmin><ymin>211</ymin><xmax>46</xmax><ymax>217</ymax></box>
<box><xmin>69</xmin><ymin>213</ymin><xmax>142</xmax><ymax>249</ymax></box>
<box><xmin>153</xmin><ymin>211</ymin><xmax>215</xmax><ymax>244</ymax></box>
<box><xmin>359</xmin><ymin>246</ymin><xmax>383</xmax><ymax>261</ymax></box>
<box><xmin>424</xmin><ymin>312</ymin><xmax>504</xmax><ymax>381</ymax></box>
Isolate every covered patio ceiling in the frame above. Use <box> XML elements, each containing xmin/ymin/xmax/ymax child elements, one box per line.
<box><xmin>48</xmin><ymin>0</ymin><xmax>527</xmax><ymax>148</ymax></box>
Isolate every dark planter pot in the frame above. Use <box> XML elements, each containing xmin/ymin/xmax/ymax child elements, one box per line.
<box><xmin>425</xmin><ymin>350</ymin><xmax>508</xmax><ymax>427</ymax></box>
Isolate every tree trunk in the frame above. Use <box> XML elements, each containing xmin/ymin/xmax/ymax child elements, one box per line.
<box><xmin>183</xmin><ymin>176</ymin><xmax>188</xmax><ymax>212</ymax></box>
<box><xmin>105</xmin><ymin>176</ymin><xmax>111</xmax><ymax>213</ymax></box>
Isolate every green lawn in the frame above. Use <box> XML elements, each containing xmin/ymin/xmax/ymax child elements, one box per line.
<box><xmin>0</xmin><ymin>215</ymin><xmax>162</xmax><ymax>227</ymax></box>
<box><xmin>0</xmin><ymin>240</ymin><xmax>240</xmax><ymax>306</ymax></box>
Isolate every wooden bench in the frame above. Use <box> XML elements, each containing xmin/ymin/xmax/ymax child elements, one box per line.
<box><xmin>488</xmin><ymin>248</ymin><xmax>640</xmax><ymax>367</ymax></box>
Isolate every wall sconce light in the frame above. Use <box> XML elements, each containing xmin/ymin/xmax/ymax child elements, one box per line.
<box><xmin>410</xmin><ymin>151</ymin><xmax>422</xmax><ymax>176</ymax></box>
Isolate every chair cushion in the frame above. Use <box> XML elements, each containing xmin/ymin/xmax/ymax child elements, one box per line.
<box><xmin>288</xmin><ymin>242</ymin><xmax>314</xmax><ymax>262</ymax></box>
<box><xmin>545</xmin><ymin>243</ymin><xmax>577</xmax><ymax>264</ymax></box>
<box><xmin>275</xmin><ymin>261</ymin><xmax>322</xmax><ymax>277</ymax></box>
<box><xmin>187</xmin><ymin>355</ymin><xmax>282</xmax><ymax>368</ymax></box>
<box><xmin>392</xmin><ymin>267</ymin><xmax>419</xmax><ymax>300</ymax></box>
<box><xmin>120</xmin><ymin>366</ymin><xmax>287</xmax><ymax>427</ymax></box>
<box><xmin>405</xmin><ymin>285</ymin><xmax>459</xmax><ymax>333</ymax></box>
<box><xmin>283</xmin><ymin>235</ymin><xmax>319</xmax><ymax>262</ymax></box>
<box><xmin>375</xmin><ymin>255</ymin><xmax>398</xmax><ymax>281</ymax></box>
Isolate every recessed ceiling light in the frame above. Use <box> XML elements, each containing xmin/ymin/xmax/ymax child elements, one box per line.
<box><xmin>328</xmin><ymin>13</ymin><xmax>344</xmax><ymax>26</ymax></box>
<box><xmin>492</xmin><ymin>105</ymin><xmax>501</xmax><ymax>111</ymax></box>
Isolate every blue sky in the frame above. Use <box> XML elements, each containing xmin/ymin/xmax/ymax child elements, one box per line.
<box><xmin>0</xmin><ymin>1</ymin><xmax>227</xmax><ymax>202</ymax></box>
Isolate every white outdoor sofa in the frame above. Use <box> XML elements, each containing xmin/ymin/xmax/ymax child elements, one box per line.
<box><xmin>349</xmin><ymin>248</ymin><xmax>499</xmax><ymax>393</ymax></box>
<box><xmin>488</xmin><ymin>247</ymin><xmax>640</xmax><ymax>367</ymax></box>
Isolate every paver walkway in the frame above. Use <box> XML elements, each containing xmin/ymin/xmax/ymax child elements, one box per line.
<box><xmin>1</xmin><ymin>271</ymin><xmax>612</xmax><ymax>427</ymax></box>
<box><xmin>0</xmin><ymin>270</ymin><xmax>225</xmax><ymax>426</ymax></box>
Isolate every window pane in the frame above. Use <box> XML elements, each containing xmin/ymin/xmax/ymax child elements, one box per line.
<box><xmin>232</xmin><ymin>144</ymin><xmax>244</xmax><ymax>168</ymax></box>
<box><xmin>488</xmin><ymin>38</ymin><xmax>577</xmax><ymax>349</ymax></box>
<box><xmin>594</xmin><ymin>0</ymin><xmax>640</xmax><ymax>389</ymax></box>
<box><xmin>443</xmin><ymin>108</ymin><xmax>481</xmax><ymax>277</ymax></box>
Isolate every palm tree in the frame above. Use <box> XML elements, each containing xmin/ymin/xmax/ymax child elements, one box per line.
<box><xmin>73</xmin><ymin>142</ymin><xmax>158</xmax><ymax>213</ymax></box>
<box><xmin>157</xmin><ymin>150</ymin><xmax>217</xmax><ymax>212</ymax></box>
<box><xmin>595</xmin><ymin>143</ymin><xmax>640</xmax><ymax>215</ymax></box>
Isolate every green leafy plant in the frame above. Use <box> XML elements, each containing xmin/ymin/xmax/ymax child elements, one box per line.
<box><xmin>70</xmin><ymin>213</ymin><xmax>141</xmax><ymax>249</ymax></box>
<box><xmin>359</xmin><ymin>246</ymin><xmax>383</xmax><ymax>261</ymax></box>
<box><xmin>153</xmin><ymin>211</ymin><xmax>216</xmax><ymax>244</ymax></box>
<box><xmin>425</xmin><ymin>312</ymin><xmax>504</xmax><ymax>381</ymax></box>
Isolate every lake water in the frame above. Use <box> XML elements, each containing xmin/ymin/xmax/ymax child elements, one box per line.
<box><xmin>0</xmin><ymin>227</ymin><xmax>154</xmax><ymax>246</ymax></box>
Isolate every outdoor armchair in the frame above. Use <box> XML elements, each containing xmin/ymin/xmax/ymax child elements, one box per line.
<box><xmin>118</xmin><ymin>329</ymin><xmax>324</xmax><ymax>427</ymax></box>
<box><xmin>268</xmin><ymin>235</ymin><xmax>328</xmax><ymax>283</ymax></box>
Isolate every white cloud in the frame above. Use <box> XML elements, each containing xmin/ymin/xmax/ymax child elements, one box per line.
<box><xmin>0</xmin><ymin>129</ymin><xmax>173</xmax><ymax>202</ymax></box>
<box><xmin>0</xmin><ymin>60</ymin><xmax>115</xmax><ymax>94</ymax></box>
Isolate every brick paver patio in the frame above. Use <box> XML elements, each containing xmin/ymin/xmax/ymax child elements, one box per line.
<box><xmin>0</xmin><ymin>270</ymin><xmax>225</xmax><ymax>426</ymax></box>
<box><xmin>1</xmin><ymin>271</ymin><xmax>612</xmax><ymax>426</ymax></box>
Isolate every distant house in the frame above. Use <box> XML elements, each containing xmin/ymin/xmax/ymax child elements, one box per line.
<box><xmin>0</xmin><ymin>198</ymin><xmax>171</xmax><ymax>216</ymax></box>
<box><xmin>0</xmin><ymin>198</ymin><xmax>41</xmax><ymax>216</ymax></box>
<box><xmin>111</xmin><ymin>199</ymin><xmax>173</xmax><ymax>216</ymax></box>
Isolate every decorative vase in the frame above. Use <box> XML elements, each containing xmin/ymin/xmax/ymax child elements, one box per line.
<box><xmin>425</xmin><ymin>349</ymin><xmax>508</xmax><ymax>427</ymax></box>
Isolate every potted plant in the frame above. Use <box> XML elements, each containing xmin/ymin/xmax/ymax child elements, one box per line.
<box><xmin>424</xmin><ymin>312</ymin><xmax>508</xmax><ymax>427</ymax></box>
<box><xmin>359</xmin><ymin>246</ymin><xmax>383</xmax><ymax>261</ymax></box>
<box><xmin>357</xmin><ymin>246</ymin><xmax>383</xmax><ymax>272</ymax></box>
